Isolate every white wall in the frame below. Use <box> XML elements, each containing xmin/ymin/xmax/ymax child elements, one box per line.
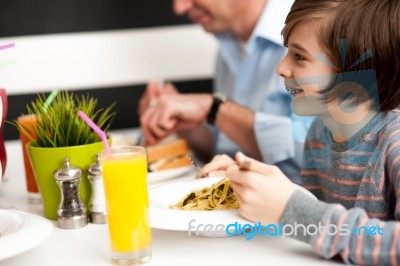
<box><xmin>0</xmin><ymin>25</ymin><xmax>218</xmax><ymax>95</ymax></box>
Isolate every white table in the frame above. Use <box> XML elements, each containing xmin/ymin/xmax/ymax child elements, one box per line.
<box><xmin>0</xmin><ymin>136</ymin><xmax>342</xmax><ymax>266</ymax></box>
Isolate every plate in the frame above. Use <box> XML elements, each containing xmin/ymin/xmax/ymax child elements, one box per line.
<box><xmin>0</xmin><ymin>209</ymin><xmax>53</xmax><ymax>261</ymax></box>
<box><xmin>147</xmin><ymin>165</ymin><xmax>194</xmax><ymax>184</ymax></box>
<box><xmin>149</xmin><ymin>177</ymin><xmax>317</xmax><ymax>237</ymax></box>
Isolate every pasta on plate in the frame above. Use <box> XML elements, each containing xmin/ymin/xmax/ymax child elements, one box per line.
<box><xmin>170</xmin><ymin>178</ymin><xmax>239</xmax><ymax>210</ymax></box>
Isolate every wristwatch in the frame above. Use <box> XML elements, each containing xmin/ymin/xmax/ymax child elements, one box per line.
<box><xmin>207</xmin><ymin>93</ymin><xmax>227</xmax><ymax>125</ymax></box>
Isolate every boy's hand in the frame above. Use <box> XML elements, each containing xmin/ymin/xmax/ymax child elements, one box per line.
<box><xmin>227</xmin><ymin>152</ymin><xmax>296</xmax><ymax>225</ymax></box>
<box><xmin>196</xmin><ymin>154</ymin><xmax>234</xmax><ymax>178</ymax></box>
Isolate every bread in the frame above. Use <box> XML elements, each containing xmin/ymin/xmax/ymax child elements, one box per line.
<box><xmin>146</xmin><ymin>138</ymin><xmax>192</xmax><ymax>171</ymax></box>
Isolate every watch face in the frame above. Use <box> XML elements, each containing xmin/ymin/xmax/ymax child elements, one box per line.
<box><xmin>213</xmin><ymin>93</ymin><xmax>227</xmax><ymax>102</ymax></box>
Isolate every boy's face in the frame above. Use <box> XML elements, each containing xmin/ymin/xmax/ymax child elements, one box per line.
<box><xmin>173</xmin><ymin>0</ymin><xmax>246</xmax><ymax>33</ymax></box>
<box><xmin>277</xmin><ymin>21</ymin><xmax>335</xmax><ymax>117</ymax></box>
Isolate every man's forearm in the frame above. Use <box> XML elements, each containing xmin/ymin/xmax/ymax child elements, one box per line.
<box><xmin>178</xmin><ymin>124</ymin><xmax>214</xmax><ymax>163</ymax></box>
<box><xmin>215</xmin><ymin>101</ymin><xmax>263</xmax><ymax>161</ymax></box>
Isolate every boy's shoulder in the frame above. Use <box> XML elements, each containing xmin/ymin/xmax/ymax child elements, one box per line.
<box><xmin>376</xmin><ymin>110</ymin><xmax>400</xmax><ymax>144</ymax></box>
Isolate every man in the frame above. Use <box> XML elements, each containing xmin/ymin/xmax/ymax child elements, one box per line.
<box><xmin>139</xmin><ymin>0</ymin><xmax>312</xmax><ymax>182</ymax></box>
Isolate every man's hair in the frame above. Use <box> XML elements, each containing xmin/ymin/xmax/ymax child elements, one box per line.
<box><xmin>282</xmin><ymin>0</ymin><xmax>400</xmax><ymax>111</ymax></box>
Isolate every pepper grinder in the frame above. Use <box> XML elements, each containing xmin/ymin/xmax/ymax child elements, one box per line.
<box><xmin>87</xmin><ymin>154</ymin><xmax>107</xmax><ymax>224</ymax></box>
<box><xmin>54</xmin><ymin>158</ymin><xmax>88</xmax><ymax>229</ymax></box>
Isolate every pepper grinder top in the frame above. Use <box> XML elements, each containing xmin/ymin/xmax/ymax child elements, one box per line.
<box><xmin>54</xmin><ymin>158</ymin><xmax>88</xmax><ymax>229</ymax></box>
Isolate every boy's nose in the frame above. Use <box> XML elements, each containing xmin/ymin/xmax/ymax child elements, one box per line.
<box><xmin>276</xmin><ymin>56</ymin><xmax>292</xmax><ymax>78</ymax></box>
<box><xmin>173</xmin><ymin>0</ymin><xmax>193</xmax><ymax>15</ymax></box>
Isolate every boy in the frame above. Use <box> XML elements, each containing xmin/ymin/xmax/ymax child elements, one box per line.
<box><xmin>204</xmin><ymin>0</ymin><xmax>400</xmax><ymax>264</ymax></box>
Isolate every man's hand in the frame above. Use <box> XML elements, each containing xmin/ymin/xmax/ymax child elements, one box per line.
<box><xmin>140</xmin><ymin>93</ymin><xmax>213</xmax><ymax>145</ymax></box>
<box><xmin>138</xmin><ymin>80</ymin><xmax>179</xmax><ymax>116</ymax></box>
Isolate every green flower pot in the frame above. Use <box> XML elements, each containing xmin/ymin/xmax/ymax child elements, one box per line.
<box><xmin>27</xmin><ymin>139</ymin><xmax>112</xmax><ymax>220</ymax></box>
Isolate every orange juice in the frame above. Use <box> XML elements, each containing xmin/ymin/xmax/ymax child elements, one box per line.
<box><xmin>101</xmin><ymin>146</ymin><xmax>151</xmax><ymax>264</ymax></box>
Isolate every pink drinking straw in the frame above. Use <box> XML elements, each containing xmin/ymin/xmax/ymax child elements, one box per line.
<box><xmin>77</xmin><ymin>110</ymin><xmax>111</xmax><ymax>155</ymax></box>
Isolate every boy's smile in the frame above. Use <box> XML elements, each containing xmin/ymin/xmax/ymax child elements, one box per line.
<box><xmin>285</xmin><ymin>86</ymin><xmax>304</xmax><ymax>97</ymax></box>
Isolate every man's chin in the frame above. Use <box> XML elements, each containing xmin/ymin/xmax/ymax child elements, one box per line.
<box><xmin>200</xmin><ymin>23</ymin><xmax>227</xmax><ymax>35</ymax></box>
<box><xmin>201</xmin><ymin>24</ymin><xmax>217</xmax><ymax>33</ymax></box>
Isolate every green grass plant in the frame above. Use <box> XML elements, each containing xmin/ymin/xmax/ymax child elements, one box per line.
<box><xmin>14</xmin><ymin>91</ymin><xmax>116</xmax><ymax>147</ymax></box>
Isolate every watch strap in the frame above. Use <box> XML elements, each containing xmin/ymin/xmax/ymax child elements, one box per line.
<box><xmin>207</xmin><ymin>94</ymin><xmax>227</xmax><ymax>125</ymax></box>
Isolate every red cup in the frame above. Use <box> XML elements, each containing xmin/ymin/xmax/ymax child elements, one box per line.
<box><xmin>0</xmin><ymin>89</ymin><xmax>7</xmax><ymax>183</ymax></box>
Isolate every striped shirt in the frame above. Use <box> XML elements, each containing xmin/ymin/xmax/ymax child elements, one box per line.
<box><xmin>282</xmin><ymin>110</ymin><xmax>400</xmax><ymax>265</ymax></box>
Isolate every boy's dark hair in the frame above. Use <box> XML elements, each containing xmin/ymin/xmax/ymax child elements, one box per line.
<box><xmin>282</xmin><ymin>0</ymin><xmax>400</xmax><ymax>111</ymax></box>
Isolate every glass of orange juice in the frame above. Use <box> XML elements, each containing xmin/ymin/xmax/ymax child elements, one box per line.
<box><xmin>17</xmin><ymin>114</ymin><xmax>41</xmax><ymax>203</ymax></box>
<box><xmin>101</xmin><ymin>146</ymin><xmax>151</xmax><ymax>265</ymax></box>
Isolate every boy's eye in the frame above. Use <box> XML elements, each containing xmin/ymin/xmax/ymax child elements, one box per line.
<box><xmin>294</xmin><ymin>53</ymin><xmax>305</xmax><ymax>61</ymax></box>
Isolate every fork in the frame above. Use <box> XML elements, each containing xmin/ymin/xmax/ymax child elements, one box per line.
<box><xmin>187</xmin><ymin>153</ymin><xmax>251</xmax><ymax>178</ymax></box>
<box><xmin>186</xmin><ymin>154</ymin><xmax>202</xmax><ymax>171</ymax></box>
